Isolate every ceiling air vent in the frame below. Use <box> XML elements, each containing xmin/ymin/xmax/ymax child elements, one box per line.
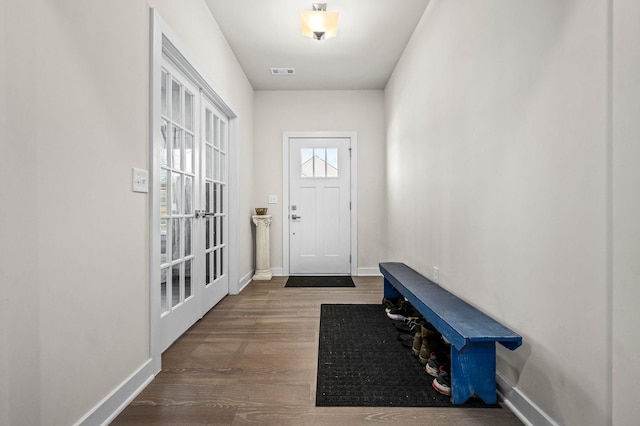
<box><xmin>270</xmin><ymin>68</ymin><xmax>296</xmax><ymax>75</ymax></box>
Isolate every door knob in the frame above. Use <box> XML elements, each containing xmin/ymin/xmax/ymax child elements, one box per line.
<box><xmin>195</xmin><ymin>210</ymin><xmax>215</xmax><ymax>218</ymax></box>
<box><xmin>291</xmin><ymin>214</ymin><xmax>301</xmax><ymax>220</ymax></box>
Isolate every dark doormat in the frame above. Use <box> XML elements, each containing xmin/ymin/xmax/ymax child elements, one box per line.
<box><xmin>285</xmin><ymin>276</ymin><xmax>355</xmax><ymax>288</ymax></box>
<box><xmin>316</xmin><ymin>304</ymin><xmax>497</xmax><ymax>407</ymax></box>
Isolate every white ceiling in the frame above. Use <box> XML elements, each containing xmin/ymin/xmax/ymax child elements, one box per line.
<box><xmin>203</xmin><ymin>0</ymin><xmax>431</xmax><ymax>90</ymax></box>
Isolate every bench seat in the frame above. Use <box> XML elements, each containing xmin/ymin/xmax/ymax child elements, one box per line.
<box><xmin>379</xmin><ymin>262</ymin><xmax>522</xmax><ymax>405</ymax></box>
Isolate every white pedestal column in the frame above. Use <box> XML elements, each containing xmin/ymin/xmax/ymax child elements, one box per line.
<box><xmin>252</xmin><ymin>215</ymin><xmax>273</xmax><ymax>280</ymax></box>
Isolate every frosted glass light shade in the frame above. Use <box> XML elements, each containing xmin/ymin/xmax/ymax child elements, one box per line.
<box><xmin>301</xmin><ymin>10</ymin><xmax>339</xmax><ymax>40</ymax></box>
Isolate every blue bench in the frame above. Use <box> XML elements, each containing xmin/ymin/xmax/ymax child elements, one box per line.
<box><xmin>379</xmin><ymin>262</ymin><xmax>522</xmax><ymax>405</ymax></box>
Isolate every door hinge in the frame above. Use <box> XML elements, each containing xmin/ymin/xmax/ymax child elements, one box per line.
<box><xmin>350</xmin><ymin>255</ymin><xmax>352</xmax><ymax>263</ymax></box>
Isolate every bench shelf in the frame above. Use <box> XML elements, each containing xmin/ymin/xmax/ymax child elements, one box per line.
<box><xmin>379</xmin><ymin>262</ymin><xmax>522</xmax><ymax>405</ymax></box>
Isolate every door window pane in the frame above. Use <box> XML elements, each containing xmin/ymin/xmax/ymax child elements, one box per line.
<box><xmin>172</xmin><ymin>218</ymin><xmax>181</xmax><ymax>261</ymax></box>
<box><xmin>213</xmin><ymin>217</ymin><xmax>218</xmax><ymax>247</ymax></box>
<box><xmin>214</xmin><ymin>116</ymin><xmax>220</xmax><ymax>148</ymax></box>
<box><xmin>184</xmin><ymin>218</ymin><xmax>192</xmax><ymax>256</ymax></box>
<box><xmin>184</xmin><ymin>91</ymin><xmax>193</xmax><ymax>131</ymax></box>
<box><xmin>161</xmin><ymin>267</ymin><xmax>168</xmax><ymax>313</ymax></box>
<box><xmin>314</xmin><ymin>148</ymin><xmax>326</xmax><ymax>177</ymax></box>
<box><xmin>220</xmin><ymin>216</ymin><xmax>224</xmax><ymax>245</ymax></box>
<box><xmin>160</xmin><ymin>120</ymin><xmax>168</xmax><ymax>167</ymax></box>
<box><xmin>171</xmin><ymin>263</ymin><xmax>180</xmax><ymax>307</ymax></box>
<box><xmin>220</xmin><ymin>152</ymin><xmax>226</xmax><ymax>181</ymax></box>
<box><xmin>206</xmin><ymin>145</ymin><xmax>212</xmax><ymax>178</ymax></box>
<box><xmin>161</xmin><ymin>70</ymin><xmax>168</xmax><ymax>117</ymax></box>
<box><xmin>205</xmin><ymin>110</ymin><xmax>212</xmax><ymax>143</ymax></box>
<box><xmin>171</xmin><ymin>173</ymin><xmax>181</xmax><ymax>215</ymax></box>
<box><xmin>184</xmin><ymin>259</ymin><xmax>192</xmax><ymax>298</ymax></box>
<box><xmin>205</xmin><ymin>182</ymin><xmax>211</xmax><ymax>212</ymax></box>
<box><xmin>206</xmin><ymin>252</ymin><xmax>211</xmax><ymax>285</ymax></box>
<box><xmin>213</xmin><ymin>183</ymin><xmax>218</xmax><ymax>214</ymax></box>
<box><xmin>205</xmin><ymin>218</ymin><xmax>210</xmax><ymax>249</ymax></box>
<box><xmin>301</xmin><ymin>148</ymin><xmax>313</xmax><ymax>177</ymax></box>
<box><xmin>220</xmin><ymin>121</ymin><xmax>227</xmax><ymax>151</ymax></box>
<box><xmin>184</xmin><ymin>133</ymin><xmax>193</xmax><ymax>173</ymax></box>
<box><xmin>326</xmin><ymin>148</ymin><xmax>338</xmax><ymax>176</ymax></box>
<box><xmin>171</xmin><ymin>79</ymin><xmax>181</xmax><ymax>124</ymax></box>
<box><xmin>219</xmin><ymin>185</ymin><xmax>224</xmax><ymax>214</ymax></box>
<box><xmin>213</xmin><ymin>249</ymin><xmax>218</xmax><ymax>280</ymax></box>
<box><xmin>214</xmin><ymin>150</ymin><xmax>220</xmax><ymax>181</ymax></box>
<box><xmin>160</xmin><ymin>218</ymin><xmax>168</xmax><ymax>265</ymax></box>
<box><xmin>159</xmin><ymin>169</ymin><xmax>168</xmax><ymax>216</ymax></box>
<box><xmin>220</xmin><ymin>248</ymin><xmax>224</xmax><ymax>278</ymax></box>
<box><xmin>172</xmin><ymin>128</ymin><xmax>182</xmax><ymax>170</ymax></box>
<box><xmin>184</xmin><ymin>176</ymin><xmax>193</xmax><ymax>214</ymax></box>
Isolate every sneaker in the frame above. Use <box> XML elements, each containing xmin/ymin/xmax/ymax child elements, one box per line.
<box><xmin>432</xmin><ymin>365</ymin><xmax>451</xmax><ymax>396</ymax></box>
<box><xmin>382</xmin><ymin>297</ymin><xmax>402</xmax><ymax>311</ymax></box>
<box><xmin>385</xmin><ymin>308</ymin><xmax>407</xmax><ymax>321</ymax></box>
<box><xmin>425</xmin><ymin>352</ymin><xmax>449</xmax><ymax>377</ymax></box>
<box><xmin>385</xmin><ymin>299</ymin><xmax>410</xmax><ymax>321</ymax></box>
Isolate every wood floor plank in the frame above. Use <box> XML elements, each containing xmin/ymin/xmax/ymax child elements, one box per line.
<box><xmin>114</xmin><ymin>405</ymin><xmax>237</xmax><ymax>425</ymax></box>
<box><xmin>113</xmin><ymin>275</ymin><xmax>523</xmax><ymax>425</ymax></box>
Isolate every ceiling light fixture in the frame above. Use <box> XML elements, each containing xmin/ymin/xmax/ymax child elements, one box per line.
<box><xmin>301</xmin><ymin>3</ymin><xmax>339</xmax><ymax>41</ymax></box>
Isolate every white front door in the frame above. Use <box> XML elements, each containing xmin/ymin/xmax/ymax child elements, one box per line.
<box><xmin>157</xmin><ymin>59</ymin><xmax>229</xmax><ymax>352</ymax></box>
<box><xmin>289</xmin><ymin>137</ymin><xmax>351</xmax><ymax>275</ymax></box>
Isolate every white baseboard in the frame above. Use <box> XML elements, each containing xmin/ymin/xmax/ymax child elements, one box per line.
<box><xmin>264</xmin><ymin>268</ymin><xmax>374</xmax><ymax>277</ymax></box>
<box><xmin>237</xmin><ymin>270</ymin><xmax>254</xmax><ymax>293</ymax></box>
<box><xmin>357</xmin><ymin>267</ymin><xmax>382</xmax><ymax>276</ymax></box>
<box><xmin>496</xmin><ymin>373</ymin><xmax>559</xmax><ymax>426</ymax></box>
<box><xmin>75</xmin><ymin>358</ymin><xmax>155</xmax><ymax>426</ymax></box>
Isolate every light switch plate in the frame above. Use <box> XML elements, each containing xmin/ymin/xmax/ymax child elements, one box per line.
<box><xmin>132</xmin><ymin>168</ymin><xmax>149</xmax><ymax>193</ymax></box>
<box><xmin>268</xmin><ymin>194</ymin><xmax>278</xmax><ymax>204</ymax></box>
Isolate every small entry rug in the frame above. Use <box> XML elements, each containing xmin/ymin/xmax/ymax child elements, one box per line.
<box><xmin>285</xmin><ymin>276</ymin><xmax>355</xmax><ymax>288</ymax></box>
<box><xmin>316</xmin><ymin>304</ymin><xmax>495</xmax><ymax>407</ymax></box>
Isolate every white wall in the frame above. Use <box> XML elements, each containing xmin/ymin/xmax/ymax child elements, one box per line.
<box><xmin>253</xmin><ymin>90</ymin><xmax>386</xmax><ymax>274</ymax></box>
<box><xmin>612</xmin><ymin>1</ymin><xmax>640</xmax><ymax>425</ymax></box>
<box><xmin>0</xmin><ymin>1</ymin><xmax>8</xmax><ymax>423</ymax></box>
<box><xmin>385</xmin><ymin>1</ymin><xmax>613</xmax><ymax>425</ymax></box>
<box><xmin>2</xmin><ymin>1</ymin><xmax>44</xmax><ymax>423</ymax></box>
<box><xmin>0</xmin><ymin>1</ymin><xmax>253</xmax><ymax>425</ymax></box>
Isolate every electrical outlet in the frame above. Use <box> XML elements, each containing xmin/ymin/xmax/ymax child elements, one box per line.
<box><xmin>433</xmin><ymin>266</ymin><xmax>439</xmax><ymax>283</ymax></box>
<box><xmin>268</xmin><ymin>194</ymin><xmax>278</xmax><ymax>204</ymax></box>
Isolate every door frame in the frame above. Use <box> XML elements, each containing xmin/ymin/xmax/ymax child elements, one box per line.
<box><xmin>282</xmin><ymin>131</ymin><xmax>358</xmax><ymax>276</ymax></box>
<box><xmin>150</xmin><ymin>9</ymin><xmax>240</xmax><ymax>373</ymax></box>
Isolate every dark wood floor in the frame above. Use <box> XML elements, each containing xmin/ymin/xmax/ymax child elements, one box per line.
<box><xmin>113</xmin><ymin>276</ymin><xmax>523</xmax><ymax>425</ymax></box>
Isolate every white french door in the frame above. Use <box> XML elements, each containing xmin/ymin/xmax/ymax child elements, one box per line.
<box><xmin>157</xmin><ymin>59</ymin><xmax>228</xmax><ymax>352</ymax></box>
<box><xmin>199</xmin><ymin>96</ymin><xmax>229</xmax><ymax>312</ymax></box>
<box><xmin>289</xmin><ymin>137</ymin><xmax>351</xmax><ymax>275</ymax></box>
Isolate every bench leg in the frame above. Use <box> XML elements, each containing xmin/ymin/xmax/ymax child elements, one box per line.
<box><xmin>383</xmin><ymin>277</ymin><xmax>401</xmax><ymax>300</ymax></box>
<box><xmin>450</xmin><ymin>342</ymin><xmax>497</xmax><ymax>405</ymax></box>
